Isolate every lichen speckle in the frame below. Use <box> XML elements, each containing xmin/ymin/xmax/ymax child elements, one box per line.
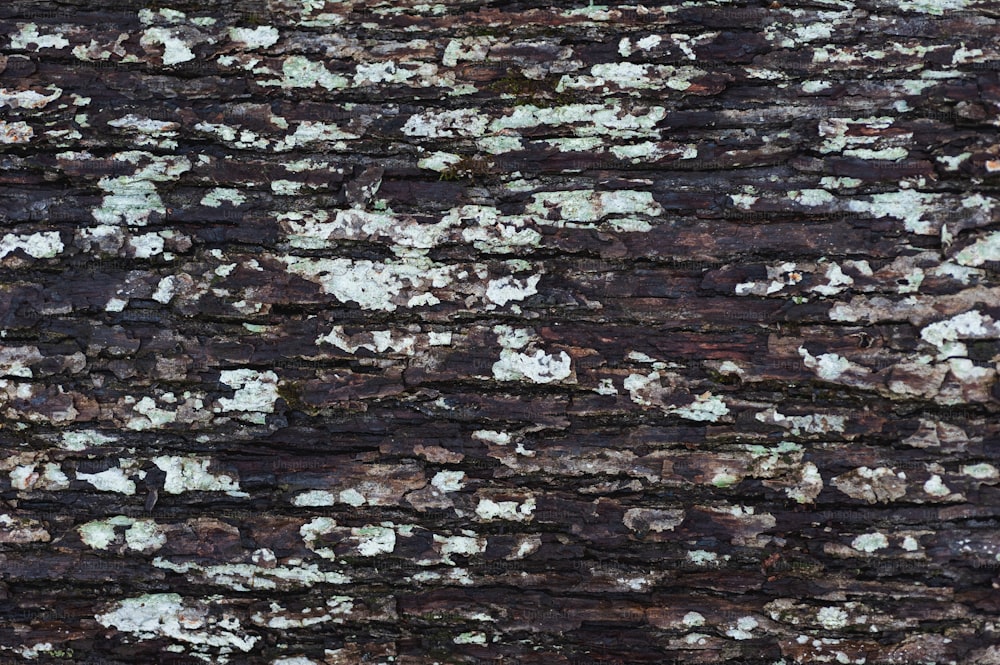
<box><xmin>851</xmin><ymin>533</ymin><xmax>889</xmax><ymax>553</ymax></box>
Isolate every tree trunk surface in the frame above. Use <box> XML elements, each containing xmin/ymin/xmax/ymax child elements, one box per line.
<box><xmin>1</xmin><ymin>1</ymin><xmax>999</xmax><ymax>663</ymax></box>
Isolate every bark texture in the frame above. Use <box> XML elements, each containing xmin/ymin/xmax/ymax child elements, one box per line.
<box><xmin>1</xmin><ymin>0</ymin><xmax>1000</xmax><ymax>663</ymax></box>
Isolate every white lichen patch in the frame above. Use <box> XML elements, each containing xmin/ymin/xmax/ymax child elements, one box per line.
<box><xmin>124</xmin><ymin>519</ymin><xmax>167</xmax><ymax>552</ymax></box>
<box><xmin>492</xmin><ymin>348</ymin><xmax>573</xmax><ymax>384</ymax></box>
<box><xmin>851</xmin><ymin>532</ymin><xmax>889</xmax><ymax>553</ymax></box>
<box><xmin>9</xmin><ymin>23</ymin><xmax>70</xmax><ymax>50</ymax></box>
<box><xmin>431</xmin><ymin>470</ymin><xmax>465</xmax><ymax>492</ymax></box>
<box><xmin>125</xmin><ymin>394</ymin><xmax>181</xmax><ymax>429</ymax></box>
<box><xmin>0</xmin><ymin>345</ymin><xmax>40</xmax><ymax>378</ymax></box>
<box><xmin>899</xmin><ymin>0</ymin><xmax>969</xmax><ymax>14</ymax></box>
<box><xmin>0</xmin><ymin>120</ymin><xmax>33</xmax><ymax>144</ymax></box>
<box><xmin>786</xmin><ymin>463</ymin><xmax>824</xmax><ymax>504</ymax></box>
<box><xmin>922</xmin><ymin>474</ymin><xmax>951</xmax><ymax>497</ymax></box>
<box><xmin>485</xmin><ymin>274</ymin><xmax>540</xmax><ymax>306</ymax></box>
<box><xmin>558</xmin><ymin>62</ymin><xmax>707</xmax><ymax>92</ymax></box>
<box><xmin>920</xmin><ymin>311</ymin><xmax>1000</xmax><ymax>360</ymax></box>
<box><xmin>622</xmin><ymin>370</ymin><xmax>668</xmax><ymax>407</ymax></box>
<box><xmin>139</xmin><ymin>27</ymin><xmax>196</xmax><ymax>65</ymax></box>
<box><xmin>435</xmin><ymin>534</ymin><xmax>487</xmax><ymax>564</ymax></box>
<box><xmin>339</xmin><ymin>488</ymin><xmax>366</xmax><ymax>507</ymax></box>
<box><xmin>154</xmin><ymin>556</ymin><xmax>350</xmax><ymax>590</ymax></box>
<box><xmin>442</xmin><ymin>35</ymin><xmax>493</xmax><ymax>67</ymax></box>
<box><xmin>490</xmin><ymin>103</ymin><xmax>666</xmax><ymax>138</ymax></box>
<box><xmin>126</xmin><ymin>232</ymin><xmax>165</xmax><ymax>258</ymax></box>
<box><xmin>610</xmin><ymin>141</ymin><xmax>697</xmax><ymax>164</ymax></box>
<box><xmin>683</xmin><ymin>611</ymin><xmax>706</xmax><ymax>627</ymax></box>
<box><xmin>670</xmin><ymin>392</ymin><xmax>729</xmax><ymax>422</ymax></box>
<box><xmin>5</xmin><ymin>457</ymin><xmax>67</xmax><ymax>493</ymax></box>
<box><xmin>280</xmin><ymin>256</ymin><xmax>454</xmax><ymax>311</ymax></box>
<box><xmin>77</xmin><ymin>466</ymin><xmax>137</xmax><ymax>495</ymax></box>
<box><xmin>291</xmin><ymin>490</ymin><xmax>337</xmax><ymax>507</ymax></box>
<box><xmin>261</xmin><ymin>56</ymin><xmax>348</xmax><ymax>91</ymax></box>
<box><xmin>962</xmin><ymin>463</ymin><xmax>998</xmax><ymax>480</ymax></box>
<box><xmin>108</xmin><ymin>114</ymin><xmax>179</xmax><ymax>137</ymax></box>
<box><xmin>756</xmin><ymin>409</ymin><xmax>846</xmax><ymax>435</ymax></box>
<box><xmin>475</xmin><ymin>497</ymin><xmax>535</xmax><ymax>522</ymax></box>
<box><xmin>91</xmin><ymin>152</ymin><xmax>191</xmax><ymax>226</ymax></box>
<box><xmin>846</xmin><ymin>189</ymin><xmax>939</xmax><ymax>235</ymax></box>
<box><xmin>0</xmin><ymin>232</ymin><xmax>63</xmax><ymax>259</ymax></box>
<box><xmin>955</xmin><ymin>231</ymin><xmax>1000</xmax><ymax>267</ymax></box>
<box><xmin>526</xmin><ymin>189</ymin><xmax>662</xmax><ymax>224</ymax></box>
<box><xmin>473</xmin><ymin>430</ymin><xmax>511</xmax><ymax>445</ymax></box>
<box><xmin>151</xmin><ymin>456</ymin><xmax>243</xmax><ymax>495</ymax></box>
<box><xmin>817</xmin><ymin>606</ymin><xmax>849</xmax><ymax>630</ymax></box>
<box><xmin>811</xmin><ymin>263</ymin><xmax>854</xmax><ymax>297</ymax></box>
<box><xmin>79</xmin><ymin>516</ymin><xmax>165</xmax><ymax>552</ymax></box>
<box><xmin>798</xmin><ymin>347</ymin><xmax>870</xmax><ymax>383</ymax></box>
<box><xmin>271</xmin><ymin>179</ymin><xmax>305</xmax><ymax>195</ymax></box>
<box><xmin>299</xmin><ymin>516</ymin><xmax>338</xmax><ymax>559</ymax></box>
<box><xmin>802</xmin><ymin>80</ymin><xmax>832</xmax><ymax>93</ymax></box>
<box><xmin>228</xmin><ymin>26</ymin><xmax>279</xmax><ymax>49</ymax></box>
<box><xmin>276</xmin><ymin>121</ymin><xmax>358</xmax><ymax>150</ymax></box>
<box><xmin>594</xmin><ymin>378</ymin><xmax>618</xmax><ymax>395</ymax></box>
<box><xmin>78</xmin><ymin>516</ymin><xmax>128</xmax><ymax>550</ymax></box>
<box><xmin>60</xmin><ymin>430</ymin><xmax>117</xmax><ymax>451</ymax></box>
<box><xmin>453</xmin><ymin>631</ymin><xmax>488</xmax><ymax>645</ymax></box>
<box><xmin>788</xmin><ymin>189</ymin><xmax>835</xmax><ymax>207</ymax></box>
<box><xmin>151</xmin><ymin>275</ymin><xmax>180</xmax><ymax>304</ymax></box>
<box><xmin>417</xmin><ymin>151</ymin><xmax>462</xmax><ymax>172</ymax></box>
<box><xmin>216</xmin><ymin>369</ymin><xmax>279</xmax><ymax>413</ymax></box>
<box><xmin>401</xmin><ymin>108</ymin><xmax>488</xmax><ymax>138</ymax></box>
<box><xmin>200</xmin><ymin>188</ymin><xmax>246</xmax><ymax>208</ymax></box>
<box><xmin>725</xmin><ymin>616</ymin><xmax>759</xmax><ymax>640</ymax></box>
<box><xmin>353</xmin><ymin>524</ymin><xmax>396</xmax><ymax>556</ymax></box>
<box><xmin>729</xmin><ymin>186</ymin><xmax>760</xmax><ymax>212</ymax></box>
<box><xmin>96</xmin><ymin>594</ymin><xmax>259</xmax><ymax>652</ymax></box>
<box><xmin>0</xmin><ymin>86</ymin><xmax>62</xmax><ymax>110</ymax></box>
<box><xmin>353</xmin><ymin>60</ymin><xmax>441</xmax><ymax>87</ymax></box>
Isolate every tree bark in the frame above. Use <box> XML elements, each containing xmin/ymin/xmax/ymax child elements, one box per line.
<box><xmin>1</xmin><ymin>1</ymin><xmax>999</xmax><ymax>663</ymax></box>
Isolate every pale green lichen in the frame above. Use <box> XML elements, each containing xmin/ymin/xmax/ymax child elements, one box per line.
<box><xmin>0</xmin><ymin>232</ymin><xmax>63</xmax><ymax>259</ymax></box>
<box><xmin>228</xmin><ymin>26</ymin><xmax>279</xmax><ymax>49</ymax></box>
<box><xmin>817</xmin><ymin>606</ymin><xmax>849</xmax><ymax>630</ymax></box>
<box><xmin>962</xmin><ymin>463</ymin><xmax>998</xmax><ymax>480</ymax></box>
<box><xmin>492</xmin><ymin>349</ymin><xmax>573</xmax><ymax>384</ymax></box>
<box><xmin>140</xmin><ymin>27</ymin><xmax>196</xmax><ymax>65</ymax></box>
<box><xmin>0</xmin><ymin>86</ymin><xmax>62</xmax><ymax>110</ymax></box>
<box><xmin>851</xmin><ymin>532</ymin><xmax>888</xmax><ymax>553</ymax></box>
<box><xmin>151</xmin><ymin>456</ymin><xmax>244</xmax><ymax>495</ymax></box>
<box><xmin>673</xmin><ymin>392</ymin><xmax>729</xmax><ymax>422</ymax></box>
<box><xmin>475</xmin><ymin>497</ymin><xmax>535</xmax><ymax>521</ymax></box>
<box><xmin>200</xmin><ymin>188</ymin><xmax>245</xmax><ymax>208</ymax></box>
<box><xmin>898</xmin><ymin>0</ymin><xmax>968</xmax><ymax>14</ymax></box>
<box><xmin>279</xmin><ymin>256</ymin><xmax>453</xmax><ymax>311</ymax></box>
<box><xmin>96</xmin><ymin>593</ymin><xmax>259</xmax><ymax>651</ymax></box>
<box><xmin>262</xmin><ymin>56</ymin><xmax>348</xmax><ymax>90</ymax></box>
<box><xmin>9</xmin><ymin>23</ymin><xmax>69</xmax><ymax>50</ymax></box>
<box><xmin>955</xmin><ymin>231</ymin><xmax>1000</xmax><ymax>267</ymax></box>
<box><xmin>526</xmin><ymin>189</ymin><xmax>662</xmax><ymax>223</ymax></box>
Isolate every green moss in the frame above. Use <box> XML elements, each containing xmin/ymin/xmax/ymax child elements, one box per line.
<box><xmin>276</xmin><ymin>381</ymin><xmax>310</xmax><ymax>413</ymax></box>
<box><xmin>488</xmin><ymin>74</ymin><xmax>574</xmax><ymax>108</ymax></box>
<box><xmin>438</xmin><ymin>155</ymin><xmax>495</xmax><ymax>182</ymax></box>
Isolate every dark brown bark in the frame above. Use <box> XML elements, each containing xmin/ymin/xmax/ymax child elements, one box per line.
<box><xmin>1</xmin><ymin>1</ymin><xmax>999</xmax><ymax>663</ymax></box>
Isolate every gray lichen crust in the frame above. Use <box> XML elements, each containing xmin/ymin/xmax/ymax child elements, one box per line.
<box><xmin>1</xmin><ymin>0</ymin><xmax>999</xmax><ymax>664</ymax></box>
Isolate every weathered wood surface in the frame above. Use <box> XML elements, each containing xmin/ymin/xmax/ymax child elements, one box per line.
<box><xmin>1</xmin><ymin>0</ymin><xmax>1000</xmax><ymax>663</ymax></box>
